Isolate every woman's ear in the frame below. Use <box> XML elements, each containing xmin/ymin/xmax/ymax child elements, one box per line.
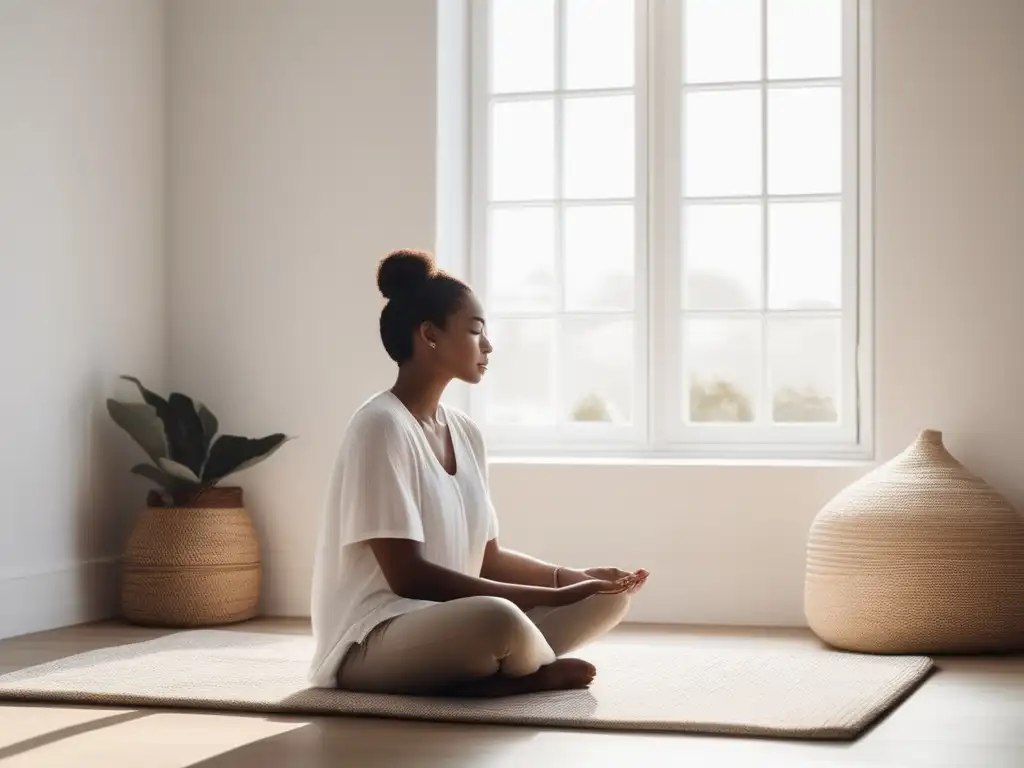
<box><xmin>418</xmin><ymin>321</ymin><xmax>439</xmax><ymax>350</ymax></box>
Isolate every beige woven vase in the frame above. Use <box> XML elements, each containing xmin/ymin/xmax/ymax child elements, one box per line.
<box><xmin>805</xmin><ymin>429</ymin><xmax>1024</xmax><ymax>654</ymax></box>
<box><xmin>121</xmin><ymin>487</ymin><xmax>261</xmax><ymax>627</ymax></box>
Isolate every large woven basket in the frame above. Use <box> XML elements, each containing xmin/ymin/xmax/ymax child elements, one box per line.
<box><xmin>121</xmin><ymin>487</ymin><xmax>261</xmax><ymax>627</ymax></box>
<box><xmin>805</xmin><ymin>429</ymin><xmax>1024</xmax><ymax>654</ymax></box>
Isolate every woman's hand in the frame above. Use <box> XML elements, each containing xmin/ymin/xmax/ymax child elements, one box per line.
<box><xmin>545</xmin><ymin>574</ymin><xmax>640</xmax><ymax>606</ymax></box>
<box><xmin>559</xmin><ymin>566</ymin><xmax>649</xmax><ymax>593</ymax></box>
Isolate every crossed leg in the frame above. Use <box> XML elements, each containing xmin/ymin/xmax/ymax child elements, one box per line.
<box><xmin>336</xmin><ymin>592</ymin><xmax>632</xmax><ymax>696</ymax></box>
<box><xmin>526</xmin><ymin>591</ymin><xmax>632</xmax><ymax>656</ymax></box>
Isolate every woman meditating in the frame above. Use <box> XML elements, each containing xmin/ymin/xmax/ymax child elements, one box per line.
<box><xmin>307</xmin><ymin>249</ymin><xmax>648</xmax><ymax>696</ymax></box>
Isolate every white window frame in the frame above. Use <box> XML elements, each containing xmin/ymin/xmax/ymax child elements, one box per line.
<box><xmin>462</xmin><ymin>0</ymin><xmax>874</xmax><ymax>462</ymax></box>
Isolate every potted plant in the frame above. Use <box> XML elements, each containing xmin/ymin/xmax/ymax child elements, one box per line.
<box><xmin>107</xmin><ymin>376</ymin><xmax>291</xmax><ymax>627</ymax></box>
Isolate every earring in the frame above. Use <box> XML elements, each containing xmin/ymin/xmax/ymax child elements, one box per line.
<box><xmin>429</xmin><ymin>342</ymin><xmax>436</xmax><ymax>349</ymax></box>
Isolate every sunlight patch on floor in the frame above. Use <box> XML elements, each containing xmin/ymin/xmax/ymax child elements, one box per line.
<box><xmin>0</xmin><ymin>706</ymin><xmax>308</xmax><ymax>768</ymax></box>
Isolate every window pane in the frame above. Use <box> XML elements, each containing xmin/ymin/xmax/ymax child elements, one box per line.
<box><xmin>684</xmin><ymin>90</ymin><xmax>762</xmax><ymax>197</ymax></box>
<box><xmin>488</xmin><ymin>207</ymin><xmax>556</xmax><ymax>312</ymax></box>
<box><xmin>684</xmin><ymin>318</ymin><xmax>761</xmax><ymax>423</ymax></box>
<box><xmin>563</xmin><ymin>95</ymin><xmax>635</xmax><ymax>199</ymax></box>
<box><xmin>565</xmin><ymin>205</ymin><xmax>634</xmax><ymax>311</ymax></box>
<box><xmin>484</xmin><ymin>318</ymin><xmax>555</xmax><ymax>425</ymax></box>
<box><xmin>768</xmin><ymin>86</ymin><xmax>841</xmax><ymax>195</ymax></box>
<box><xmin>560</xmin><ymin>318</ymin><xmax>634</xmax><ymax>424</ymax></box>
<box><xmin>683</xmin><ymin>203</ymin><xmax>762</xmax><ymax>310</ymax></box>
<box><xmin>490</xmin><ymin>0</ymin><xmax>555</xmax><ymax>94</ymax></box>
<box><xmin>491</xmin><ymin>100</ymin><xmax>554</xmax><ymax>201</ymax></box>
<box><xmin>684</xmin><ymin>0</ymin><xmax>761</xmax><ymax>84</ymax></box>
<box><xmin>768</xmin><ymin>201</ymin><xmax>841</xmax><ymax>309</ymax></box>
<box><xmin>768</xmin><ymin>317</ymin><xmax>840</xmax><ymax>423</ymax></box>
<box><xmin>566</xmin><ymin>0</ymin><xmax>634</xmax><ymax>90</ymax></box>
<box><xmin>768</xmin><ymin>0</ymin><xmax>842</xmax><ymax>80</ymax></box>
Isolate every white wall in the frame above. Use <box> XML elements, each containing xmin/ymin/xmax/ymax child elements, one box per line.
<box><xmin>166</xmin><ymin>0</ymin><xmax>439</xmax><ymax>613</ymax></box>
<box><xmin>0</xmin><ymin>0</ymin><xmax>166</xmax><ymax>639</ymax></box>
<box><xmin>167</xmin><ymin>0</ymin><xmax>1024</xmax><ymax>625</ymax></box>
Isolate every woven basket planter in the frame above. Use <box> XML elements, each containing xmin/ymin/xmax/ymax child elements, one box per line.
<box><xmin>804</xmin><ymin>429</ymin><xmax>1024</xmax><ymax>654</ymax></box>
<box><xmin>121</xmin><ymin>487</ymin><xmax>261</xmax><ymax>627</ymax></box>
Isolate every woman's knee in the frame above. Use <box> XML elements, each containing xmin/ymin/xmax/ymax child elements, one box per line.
<box><xmin>460</xmin><ymin>596</ymin><xmax>553</xmax><ymax>675</ymax></box>
<box><xmin>462</xmin><ymin>596</ymin><xmax>531</xmax><ymax>641</ymax></box>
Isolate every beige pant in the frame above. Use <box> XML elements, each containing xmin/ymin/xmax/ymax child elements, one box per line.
<box><xmin>336</xmin><ymin>593</ymin><xmax>631</xmax><ymax>694</ymax></box>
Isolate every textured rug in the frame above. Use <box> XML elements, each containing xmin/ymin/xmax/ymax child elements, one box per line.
<box><xmin>0</xmin><ymin>629</ymin><xmax>933</xmax><ymax>740</ymax></box>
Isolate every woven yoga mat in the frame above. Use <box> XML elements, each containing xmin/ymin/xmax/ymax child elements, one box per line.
<box><xmin>0</xmin><ymin>629</ymin><xmax>933</xmax><ymax>740</ymax></box>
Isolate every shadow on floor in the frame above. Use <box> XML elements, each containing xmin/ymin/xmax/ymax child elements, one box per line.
<box><xmin>187</xmin><ymin>716</ymin><xmax>542</xmax><ymax>768</ymax></box>
<box><xmin>177</xmin><ymin>714</ymin><xmax>872</xmax><ymax>768</ymax></box>
<box><xmin>0</xmin><ymin>708</ymin><xmax>150</xmax><ymax>761</ymax></box>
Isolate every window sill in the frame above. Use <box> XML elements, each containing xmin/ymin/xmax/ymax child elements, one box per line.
<box><xmin>487</xmin><ymin>452</ymin><xmax>876</xmax><ymax>470</ymax></box>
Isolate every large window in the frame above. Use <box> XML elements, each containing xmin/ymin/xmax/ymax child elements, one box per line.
<box><xmin>465</xmin><ymin>0</ymin><xmax>872</xmax><ymax>460</ymax></box>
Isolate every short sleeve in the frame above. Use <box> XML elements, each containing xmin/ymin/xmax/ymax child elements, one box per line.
<box><xmin>335</xmin><ymin>413</ymin><xmax>425</xmax><ymax>547</ymax></box>
<box><xmin>484</xmin><ymin>456</ymin><xmax>499</xmax><ymax>541</ymax></box>
<box><xmin>454</xmin><ymin>409</ymin><xmax>500</xmax><ymax>541</ymax></box>
<box><xmin>486</xmin><ymin>496</ymin><xmax>499</xmax><ymax>540</ymax></box>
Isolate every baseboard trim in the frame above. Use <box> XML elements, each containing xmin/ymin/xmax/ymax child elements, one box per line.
<box><xmin>0</xmin><ymin>557</ymin><xmax>121</xmax><ymax>640</ymax></box>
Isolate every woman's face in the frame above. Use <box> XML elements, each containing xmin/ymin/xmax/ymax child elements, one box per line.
<box><xmin>427</xmin><ymin>291</ymin><xmax>493</xmax><ymax>384</ymax></box>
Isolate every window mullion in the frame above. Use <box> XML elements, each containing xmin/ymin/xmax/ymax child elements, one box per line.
<box><xmin>552</xmin><ymin>0</ymin><xmax>566</xmax><ymax>425</ymax></box>
<box><xmin>759</xmin><ymin>0</ymin><xmax>771</xmax><ymax>428</ymax></box>
<box><xmin>845</xmin><ymin>0</ymin><xmax>868</xmax><ymax>447</ymax></box>
<box><xmin>636</xmin><ymin>0</ymin><xmax>653</xmax><ymax>448</ymax></box>
<box><xmin>657</xmin><ymin>0</ymin><xmax>683</xmax><ymax>447</ymax></box>
<box><xmin>684</xmin><ymin>76</ymin><xmax>840</xmax><ymax>93</ymax></box>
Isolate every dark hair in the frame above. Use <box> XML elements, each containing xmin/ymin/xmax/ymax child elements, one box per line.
<box><xmin>377</xmin><ymin>249</ymin><xmax>470</xmax><ymax>364</ymax></box>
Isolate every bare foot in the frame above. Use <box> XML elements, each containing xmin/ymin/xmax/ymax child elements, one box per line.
<box><xmin>440</xmin><ymin>658</ymin><xmax>597</xmax><ymax>698</ymax></box>
<box><xmin>533</xmin><ymin>657</ymin><xmax>597</xmax><ymax>690</ymax></box>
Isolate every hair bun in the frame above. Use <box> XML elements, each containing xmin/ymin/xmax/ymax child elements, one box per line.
<box><xmin>377</xmin><ymin>249</ymin><xmax>435</xmax><ymax>300</ymax></box>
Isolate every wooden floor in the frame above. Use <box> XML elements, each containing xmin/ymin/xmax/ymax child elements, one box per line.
<box><xmin>0</xmin><ymin>618</ymin><xmax>1022</xmax><ymax>767</ymax></box>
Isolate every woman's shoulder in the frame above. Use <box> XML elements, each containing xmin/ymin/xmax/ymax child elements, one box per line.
<box><xmin>343</xmin><ymin>391</ymin><xmax>412</xmax><ymax>445</ymax></box>
<box><xmin>442</xmin><ymin>403</ymin><xmax>486</xmax><ymax>452</ymax></box>
<box><xmin>441</xmin><ymin>401</ymin><xmax>477</xmax><ymax>430</ymax></box>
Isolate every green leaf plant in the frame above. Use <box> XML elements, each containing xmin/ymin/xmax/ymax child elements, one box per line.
<box><xmin>107</xmin><ymin>376</ymin><xmax>292</xmax><ymax>507</ymax></box>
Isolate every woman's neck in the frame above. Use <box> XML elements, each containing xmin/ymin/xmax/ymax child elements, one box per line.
<box><xmin>390</xmin><ymin>365</ymin><xmax>450</xmax><ymax>425</ymax></box>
